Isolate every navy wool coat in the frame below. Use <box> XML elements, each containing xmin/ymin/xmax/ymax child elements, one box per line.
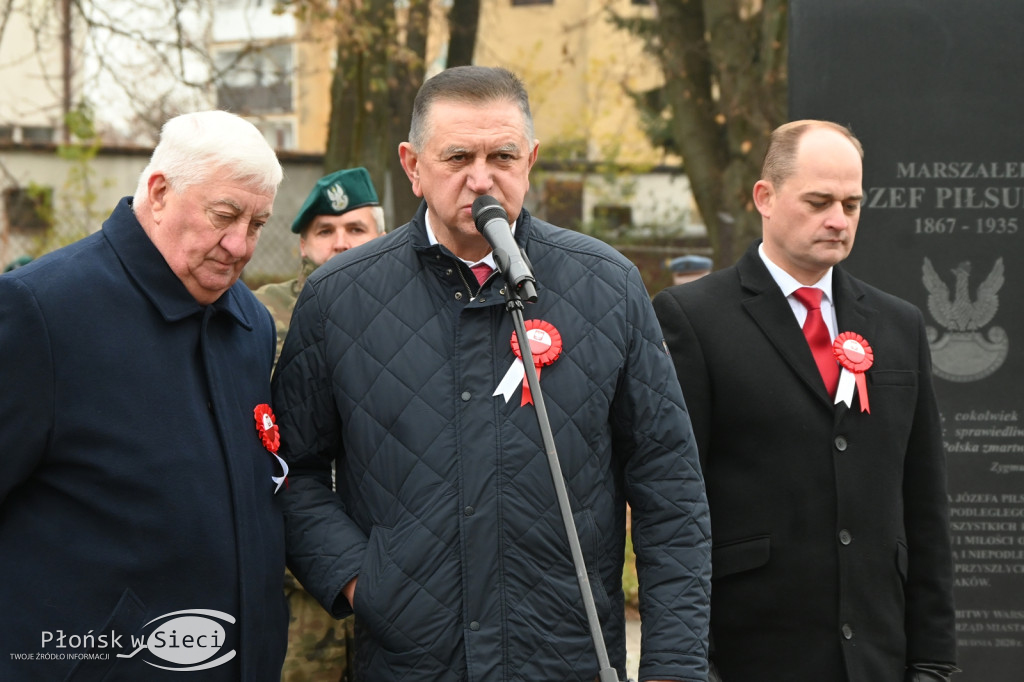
<box><xmin>0</xmin><ymin>198</ymin><xmax>288</xmax><ymax>681</ymax></box>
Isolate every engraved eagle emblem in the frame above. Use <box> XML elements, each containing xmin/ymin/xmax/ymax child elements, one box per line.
<box><xmin>922</xmin><ymin>257</ymin><xmax>1004</xmax><ymax>332</ymax></box>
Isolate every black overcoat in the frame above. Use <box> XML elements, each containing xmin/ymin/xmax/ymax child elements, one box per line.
<box><xmin>652</xmin><ymin>242</ymin><xmax>956</xmax><ymax>681</ymax></box>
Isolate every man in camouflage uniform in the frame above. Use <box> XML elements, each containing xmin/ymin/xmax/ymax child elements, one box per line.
<box><xmin>253</xmin><ymin>167</ymin><xmax>384</xmax><ymax>681</ymax></box>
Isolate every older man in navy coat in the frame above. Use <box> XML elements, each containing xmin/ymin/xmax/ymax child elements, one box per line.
<box><xmin>654</xmin><ymin>121</ymin><xmax>957</xmax><ymax>682</ymax></box>
<box><xmin>0</xmin><ymin>111</ymin><xmax>288</xmax><ymax>680</ymax></box>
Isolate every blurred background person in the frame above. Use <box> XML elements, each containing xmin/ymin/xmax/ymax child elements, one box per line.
<box><xmin>2</xmin><ymin>255</ymin><xmax>32</xmax><ymax>273</ymax></box>
<box><xmin>666</xmin><ymin>254</ymin><xmax>713</xmax><ymax>286</ymax></box>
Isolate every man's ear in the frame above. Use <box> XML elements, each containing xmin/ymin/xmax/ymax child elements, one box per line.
<box><xmin>752</xmin><ymin>179</ymin><xmax>774</xmax><ymax>218</ymax></box>
<box><xmin>147</xmin><ymin>173</ymin><xmax>171</xmax><ymax>222</ymax></box>
<box><xmin>527</xmin><ymin>140</ymin><xmax>539</xmax><ymax>170</ymax></box>
<box><xmin>398</xmin><ymin>143</ymin><xmax>423</xmax><ymax>198</ymax></box>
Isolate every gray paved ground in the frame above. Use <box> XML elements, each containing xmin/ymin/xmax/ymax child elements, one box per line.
<box><xmin>625</xmin><ymin>609</ymin><xmax>640</xmax><ymax>681</ymax></box>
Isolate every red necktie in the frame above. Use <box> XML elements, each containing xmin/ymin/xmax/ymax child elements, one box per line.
<box><xmin>792</xmin><ymin>287</ymin><xmax>839</xmax><ymax>396</ymax></box>
<box><xmin>470</xmin><ymin>263</ymin><xmax>493</xmax><ymax>287</ymax></box>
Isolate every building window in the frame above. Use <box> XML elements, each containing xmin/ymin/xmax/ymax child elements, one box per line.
<box><xmin>215</xmin><ymin>44</ymin><xmax>294</xmax><ymax>114</ymax></box>
<box><xmin>0</xmin><ymin>126</ymin><xmax>13</xmax><ymax>142</ymax></box>
<box><xmin>21</xmin><ymin>126</ymin><xmax>55</xmax><ymax>144</ymax></box>
<box><xmin>252</xmin><ymin>120</ymin><xmax>295</xmax><ymax>151</ymax></box>
<box><xmin>543</xmin><ymin>179</ymin><xmax>583</xmax><ymax>229</ymax></box>
<box><xmin>593</xmin><ymin>204</ymin><xmax>633</xmax><ymax>232</ymax></box>
<box><xmin>4</xmin><ymin>186</ymin><xmax>52</xmax><ymax>232</ymax></box>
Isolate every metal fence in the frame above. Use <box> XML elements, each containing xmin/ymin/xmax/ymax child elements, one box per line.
<box><xmin>1</xmin><ymin>144</ymin><xmax>709</xmax><ymax>295</ymax></box>
<box><xmin>0</xmin><ymin>144</ymin><xmax>325</xmax><ymax>287</ymax></box>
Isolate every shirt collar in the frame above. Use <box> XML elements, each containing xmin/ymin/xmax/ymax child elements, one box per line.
<box><xmin>424</xmin><ymin>210</ymin><xmax>517</xmax><ymax>271</ymax></box>
<box><xmin>757</xmin><ymin>242</ymin><xmax>834</xmax><ymax>303</ymax></box>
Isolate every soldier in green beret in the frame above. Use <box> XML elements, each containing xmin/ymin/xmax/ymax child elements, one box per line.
<box><xmin>255</xmin><ymin>167</ymin><xmax>385</xmax><ymax>362</ymax></box>
<box><xmin>253</xmin><ymin>167</ymin><xmax>384</xmax><ymax>682</ymax></box>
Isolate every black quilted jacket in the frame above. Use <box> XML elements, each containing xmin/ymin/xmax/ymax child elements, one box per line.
<box><xmin>271</xmin><ymin>203</ymin><xmax>711</xmax><ymax>681</ymax></box>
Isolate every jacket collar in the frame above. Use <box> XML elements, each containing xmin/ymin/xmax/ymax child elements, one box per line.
<box><xmin>408</xmin><ymin>201</ymin><xmax>538</xmax><ymax>300</ymax></box>
<box><xmin>409</xmin><ymin>200</ymin><xmax>534</xmax><ymax>256</ymax></box>
<box><xmin>832</xmin><ymin>267</ymin><xmax>875</xmax><ymax>342</ymax></box>
<box><xmin>736</xmin><ymin>239</ymin><xmax>875</xmax><ymax>407</ymax></box>
<box><xmin>103</xmin><ymin>197</ymin><xmax>255</xmax><ymax>329</ymax></box>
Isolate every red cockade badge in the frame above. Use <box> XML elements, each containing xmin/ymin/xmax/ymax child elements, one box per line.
<box><xmin>255</xmin><ymin>404</ymin><xmax>280</xmax><ymax>452</ymax></box>
<box><xmin>833</xmin><ymin>332</ymin><xmax>874</xmax><ymax>413</ymax></box>
<box><xmin>493</xmin><ymin>320</ymin><xmax>563</xmax><ymax>406</ymax></box>
<box><xmin>254</xmin><ymin>404</ymin><xmax>289</xmax><ymax>493</ymax></box>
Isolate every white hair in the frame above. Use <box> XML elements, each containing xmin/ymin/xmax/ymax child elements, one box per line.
<box><xmin>133</xmin><ymin>110</ymin><xmax>283</xmax><ymax>205</ymax></box>
<box><xmin>370</xmin><ymin>206</ymin><xmax>386</xmax><ymax>234</ymax></box>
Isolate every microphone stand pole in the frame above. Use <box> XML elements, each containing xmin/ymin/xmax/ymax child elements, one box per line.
<box><xmin>500</xmin><ymin>280</ymin><xmax>624</xmax><ymax>682</ymax></box>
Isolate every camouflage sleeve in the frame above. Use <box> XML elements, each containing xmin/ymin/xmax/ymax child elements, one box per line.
<box><xmin>252</xmin><ymin>279</ymin><xmax>299</xmax><ymax>369</ymax></box>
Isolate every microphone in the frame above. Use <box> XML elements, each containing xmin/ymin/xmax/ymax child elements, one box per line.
<box><xmin>472</xmin><ymin>195</ymin><xmax>538</xmax><ymax>302</ymax></box>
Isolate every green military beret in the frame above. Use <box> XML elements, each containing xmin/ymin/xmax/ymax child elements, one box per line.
<box><xmin>291</xmin><ymin>167</ymin><xmax>380</xmax><ymax>234</ymax></box>
<box><xmin>3</xmin><ymin>255</ymin><xmax>32</xmax><ymax>273</ymax></box>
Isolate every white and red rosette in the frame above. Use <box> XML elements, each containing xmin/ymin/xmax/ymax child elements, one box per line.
<box><xmin>832</xmin><ymin>332</ymin><xmax>873</xmax><ymax>413</ymax></box>
<box><xmin>254</xmin><ymin>403</ymin><xmax>289</xmax><ymax>493</ymax></box>
<box><xmin>493</xmin><ymin>320</ymin><xmax>562</xmax><ymax>406</ymax></box>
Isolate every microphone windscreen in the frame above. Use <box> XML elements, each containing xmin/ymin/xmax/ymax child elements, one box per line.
<box><xmin>472</xmin><ymin>195</ymin><xmax>508</xmax><ymax>232</ymax></box>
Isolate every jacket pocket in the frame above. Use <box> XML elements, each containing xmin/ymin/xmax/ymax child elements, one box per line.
<box><xmin>351</xmin><ymin>525</ymin><xmax>409</xmax><ymax>653</ymax></box>
<box><xmin>574</xmin><ymin>508</ymin><xmax>612</xmax><ymax>624</ymax></box>
<box><xmin>896</xmin><ymin>539</ymin><xmax>909</xmax><ymax>582</ymax></box>
<box><xmin>712</xmin><ymin>535</ymin><xmax>771</xmax><ymax>580</ymax></box>
<box><xmin>868</xmin><ymin>369</ymin><xmax>917</xmax><ymax>387</ymax></box>
<box><xmin>63</xmin><ymin>588</ymin><xmax>147</xmax><ymax>682</ymax></box>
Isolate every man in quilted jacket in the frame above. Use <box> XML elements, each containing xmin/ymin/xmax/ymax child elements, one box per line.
<box><xmin>271</xmin><ymin>66</ymin><xmax>712</xmax><ymax>682</ymax></box>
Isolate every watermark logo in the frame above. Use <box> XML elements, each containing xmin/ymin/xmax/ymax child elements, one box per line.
<box><xmin>116</xmin><ymin>609</ymin><xmax>235</xmax><ymax>671</ymax></box>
